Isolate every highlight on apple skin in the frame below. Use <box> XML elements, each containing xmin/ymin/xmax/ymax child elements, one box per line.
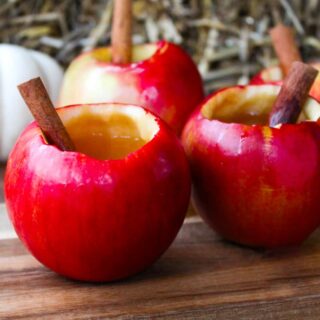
<box><xmin>182</xmin><ymin>84</ymin><xmax>320</xmax><ymax>248</ymax></box>
<box><xmin>5</xmin><ymin>103</ymin><xmax>191</xmax><ymax>282</ymax></box>
<box><xmin>58</xmin><ymin>41</ymin><xmax>204</xmax><ymax>135</ymax></box>
<box><xmin>251</xmin><ymin>63</ymin><xmax>320</xmax><ymax>102</ymax></box>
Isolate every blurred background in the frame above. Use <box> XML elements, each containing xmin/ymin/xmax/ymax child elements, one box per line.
<box><xmin>1</xmin><ymin>0</ymin><xmax>320</xmax><ymax>200</ymax></box>
<box><xmin>1</xmin><ymin>0</ymin><xmax>320</xmax><ymax>92</ymax></box>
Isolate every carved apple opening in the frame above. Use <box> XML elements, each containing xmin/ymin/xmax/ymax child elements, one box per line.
<box><xmin>251</xmin><ymin>64</ymin><xmax>320</xmax><ymax>103</ymax></box>
<box><xmin>258</xmin><ymin>66</ymin><xmax>283</xmax><ymax>83</ymax></box>
<box><xmin>60</xmin><ymin>104</ymin><xmax>158</xmax><ymax>160</ymax></box>
<box><xmin>91</xmin><ymin>43</ymin><xmax>158</xmax><ymax>64</ymax></box>
<box><xmin>59</xmin><ymin>41</ymin><xmax>204</xmax><ymax>135</ymax></box>
<box><xmin>201</xmin><ymin>85</ymin><xmax>320</xmax><ymax>124</ymax></box>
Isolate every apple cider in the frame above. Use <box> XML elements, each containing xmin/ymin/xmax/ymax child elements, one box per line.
<box><xmin>201</xmin><ymin>87</ymin><xmax>278</xmax><ymax>126</ymax></box>
<box><xmin>226</xmin><ymin>109</ymin><xmax>270</xmax><ymax>125</ymax></box>
<box><xmin>65</xmin><ymin>108</ymin><xmax>147</xmax><ymax>160</ymax></box>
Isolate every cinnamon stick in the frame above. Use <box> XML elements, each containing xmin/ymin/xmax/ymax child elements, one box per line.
<box><xmin>269</xmin><ymin>24</ymin><xmax>302</xmax><ymax>76</ymax></box>
<box><xmin>18</xmin><ymin>77</ymin><xmax>75</xmax><ymax>151</ymax></box>
<box><xmin>269</xmin><ymin>62</ymin><xmax>318</xmax><ymax>127</ymax></box>
<box><xmin>111</xmin><ymin>0</ymin><xmax>132</xmax><ymax>64</ymax></box>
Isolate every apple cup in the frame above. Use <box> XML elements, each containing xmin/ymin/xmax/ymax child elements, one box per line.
<box><xmin>251</xmin><ymin>63</ymin><xmax>320</xmax><ymax>102</ymax></box>
<box><xmin>182</xmin><ymin>84</ymin><xmax>320</xmax><ymax>248</ymax></box>
<box><xmin>58</xmin><ymin>41</ymin><xmax>204</xmax><ymax>135</ymax></box>
<box><xmin>5</xmin><ymin>103</ymin><xmax>191</xmax><ymax>282</ymax></box>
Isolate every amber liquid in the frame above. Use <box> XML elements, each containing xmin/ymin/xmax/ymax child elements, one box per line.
<box><xmin>229</xmin><ymin>110</ymin><xmax>270</xmax><ymax>125</ymax></box>
<box><xmin>65</xmin><ymin>111</ymin><xmax>146</xmax><ymax>160</ymax></box>
<box><xmin>209</xmin><ymin>92</ymin><xmax>274</xmax><ymax>125</ymax></box>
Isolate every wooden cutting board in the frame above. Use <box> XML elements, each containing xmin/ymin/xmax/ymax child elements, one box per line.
<box><xmin>1</xmin><ymin>212</ymin><xmax>320</xmax><ymax>319</ymax></box>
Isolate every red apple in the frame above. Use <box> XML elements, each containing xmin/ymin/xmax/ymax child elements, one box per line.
<box><xmin>251</xmin><ymin>63</ymin><xmax>320</xmax><ymax>102</ymax></box>
<box><xmin>182</xmin><ymin>84</ymin><xmax>320</xmax><ymax>248</ymax></box>
<box><xmin>5</xmin><ymin>103</ymin><xmax>191</xmax><ymax>281</ymax></box>
<box><xmin>58</xmin><ymin>41</ymin><xmax>204</xmax><ymax>135</ymax></box>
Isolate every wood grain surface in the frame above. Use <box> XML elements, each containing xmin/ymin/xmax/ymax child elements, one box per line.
<box><xmin>1</xmin><ymin>217</ymin><xmax>320</xmax><ymax>319</ymax></box>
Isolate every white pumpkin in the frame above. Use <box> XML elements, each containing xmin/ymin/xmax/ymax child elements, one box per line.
<box><xmin>0</xmin><ymin>44</ymin><xmax>64</xmax><ymax>161</ymax></box>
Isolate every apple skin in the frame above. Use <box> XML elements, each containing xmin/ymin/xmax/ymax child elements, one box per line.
<box><xmin>251</xmin><ymin>63</ymin><xmax>320</xmax><ymax>102</ymax></box>
<box><xmin>58</xmin><ymin>41</ymin><xmax>204</xmax><ymax>134</ymax></box>
<box><xmin>182</xmin><ymin>85</ymin><xmax>320</xmax><ymax>248</ymax></box>
<box><xmin>5</xmin><ymin>103</ymin><xmax>191</xmax><ymax>282</ymax></box>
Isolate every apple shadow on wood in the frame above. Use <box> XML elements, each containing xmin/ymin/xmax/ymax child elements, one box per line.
<box><xmin>17</xmin><ymin>219</ymin><xmax>320</xmax><ymax>288</ymax></box>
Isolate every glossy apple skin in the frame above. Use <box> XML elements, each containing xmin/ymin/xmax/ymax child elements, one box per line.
<box><xmin>59</xmin><ymin>41</ymin><xmax>204</xmax><ymax>134</ymax></box>
<box><xmin>182</xmin><ymin>86</ymin><xmax>320</xmax><ymax>248</ymax></box>
<box><xmin>5</xmin><ymin>104</ymin><xmax>191</xmax><ymax>282</ymax></box>
<box><xmin>251</xmin><ymin>63</ymin><xmax>320</xmax><ymax>102</ymax></box>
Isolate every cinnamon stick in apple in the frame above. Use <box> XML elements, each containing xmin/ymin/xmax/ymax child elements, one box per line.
<box><xmin>269</xmin><ymin>24</ymin><xmax>302</xmax><ymax>76</ymax></box>
<box><xmin>269</xmin><ymin>62</ymin><xmax>318</xmax><ymax>127</ymax></box>
<box><xmin>111</xmin><ymin>0</ymin><xmax>132</xmax><ymax>64</ymax></box>
<box><xmin>18</xmin><ymin>77</ymin><xmax>75</xmax><ymax>151</ymax></box>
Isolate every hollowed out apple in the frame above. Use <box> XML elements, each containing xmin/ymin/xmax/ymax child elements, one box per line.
<box><xmin>58</xmin><ymin>41</ymin><xmax>204</xmax><ymax>135</ymax></box>
<box><xmin>5</xmin><ymin>103</ymin><xmax>191</xmax><ymax>281</ymax></box>
<box><xmin>182</xmin><ymin>84</ymin><xmax>320</xmax><ymax>248</ymax></box>
<box><xmin>251</xmin><ymin>63</ymin><xmax>320</xmax><ymax>103</ymax></box>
